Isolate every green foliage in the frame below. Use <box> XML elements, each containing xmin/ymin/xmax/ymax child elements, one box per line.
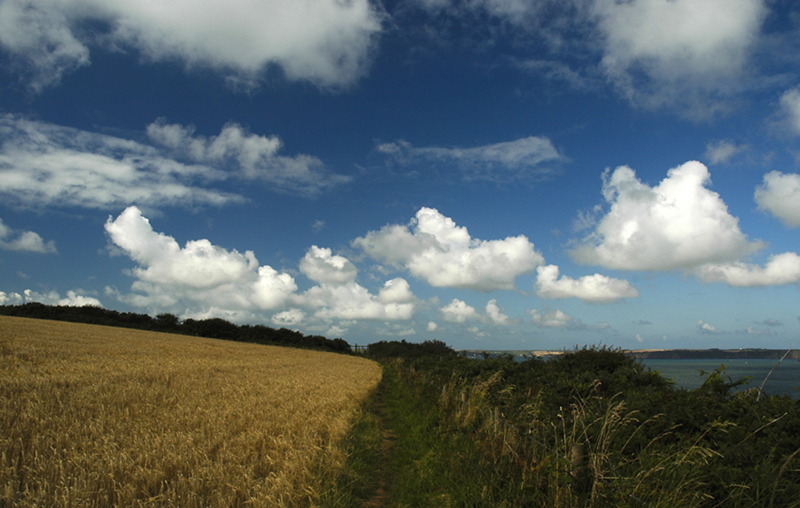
<box><xmin>366</xmin><ymin>345</ymin><xmax>800</xmax><ymax>507</ymax></box>
<box><xmin>155</xmin><ymin>312</ymin><xmax>180</xmax><ymax>331</ymax></box>
<box><xmin>697</xmin><ymin>364</ymin><xmax>752</xmax><ymax>398</ymax></box>
<box><xmin>366</xmin><ymin>339</ymin><xmax>457</xmax><ymax>360</ymax></box>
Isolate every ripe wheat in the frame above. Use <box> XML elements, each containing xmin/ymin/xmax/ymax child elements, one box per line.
<box><xmin>0</xmin><ymin>316</ymin><xmax>381</xmax><ymax>508</ymax></box>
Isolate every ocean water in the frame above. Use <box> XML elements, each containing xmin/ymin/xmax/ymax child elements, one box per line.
<box><xmin>641</xmin><ymin>359</ymin><xmax>800</xmax><ymax>399</ymax></box>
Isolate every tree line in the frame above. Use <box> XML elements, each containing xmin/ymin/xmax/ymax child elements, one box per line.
<box><xmin>0</xmin><ymin>302</ymin><xmax>352</xmax><ymax>354</ymax></box>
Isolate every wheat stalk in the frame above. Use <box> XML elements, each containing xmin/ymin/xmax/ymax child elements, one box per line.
<box><xmin>0</xmin><ymin>316</ymin><xmax>381</xmax><ymax>508</ymax></box>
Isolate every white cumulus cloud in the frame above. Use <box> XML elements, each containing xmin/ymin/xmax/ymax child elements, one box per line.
<box><xmin>251</xmin><ymin>266</ymin><xmax>300</xmax><ymax>310</ymax></box>
<box><xmin>294</xmin><ymin>247</ymin><xmax>416</xmax><ymax>322</ymax></box>
<box><xmin>571</xmin><ymin>161</ymin><xmax>762</xmax><ymax>271</ymax></box>
<box><xmin>528</xmin><ymin>307</ymin><xmax>578</xmax><ymax>328</ymax></box>
<box><xmin>299</xmin><ymin>246</ymin><xmax>358</xmax><ymax>285</ymax></box>
<box><xmin>297</xmin><ymin>278</ymin><xmax>416</xmax><ymax>321</ymax></box>
<box><xmin>378</xmin><ymin>278</ymin><xmax>415</xmax><ymax>304</ymax></box>
<box><xmin>9</xmin><ymin>289</ymin><xmax>103</xmax><ymax>307</ymax></box>
<box><xmin>695</xmin><ymin>253</ymin><xmax>800</xmax><ymax>287</ymax></box>
<box><xmin>697</xmin><ymin>320</ymin><xmax>723</xmax><ymax>334</ymax></box>
<box><xmin>441</xmin><ymin>299</ymin><xmax>478</xmax><ymax>323</ymax></box>
<box><xmin>354</xmin><ymin>207</ymin><xmax>544</xmax><ymax>290</ymax></box>
<box><xmin>0</xmin><ymin>0</ymin><xmax>383</xmax><ymax>91</ymax></box>
<box><xmin>56</xmin><ymin>290</ymin><xmax>103</xmax><ymax>307</ymax></box>
<box><xmin>0</xmin><ymin>218</ymin><xmax>56</xmax><ymax>253</ymax></box>
<box><xmin>376</xmin><ymin>324</ymin><xmax>417</xmax><ymax>337</ymax></box>
<box><xmin>107</xmin><ymin>207</ymin><xmax>257</xmax><ymax>290</ymax></box>
<box><xmin>105</xmin><ymin>206</ymin><xmax>297</xmax><ymax>315</ymax></box>
<box><xmin>754</xmin><ymin>171</ymin><xmax>800</xmax><ymax>228</ymax></box>
<box><xmin>105</xmin><ymin>208</ymin><xmax>419</xmax><ymax>325</ymax></box>
<box><xmin>271</xmin><ymin>309</ymin><xmax>305</xmax><ymax>327</ymax></box>
<box><xmin>535</xmin><ymin>264</ymin><xmax>638</xmax><ymax>303</ymax></box>
<box><xmin>0</xmin><ymin>291</ymin><xmax>23</xmax><ymax>305</ymax></box>
<box><xmin>485</xmin><ymin>299</ymin><xmax>511</xmax><ymax>325</ymax></box>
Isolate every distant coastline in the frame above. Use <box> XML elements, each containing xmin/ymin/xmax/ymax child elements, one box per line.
<box><xmin>463</xmin><ymin>348</ymin><xmax>799</xmax><ymax>361</ymax></box>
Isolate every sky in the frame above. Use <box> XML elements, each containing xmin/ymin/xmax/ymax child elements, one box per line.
<box><xmin>0</xmin><ymin>0</ymin><xmax>799</xmax><ymax>351</ymax></box>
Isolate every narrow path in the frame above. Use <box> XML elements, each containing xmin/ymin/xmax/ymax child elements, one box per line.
<box><xmin>362</xmin><ymin>381</ymin><xmax>395</xmax><ymax>508</ymax></box>
<box><xmin>332</xmin><ymin>364</ymin><xmax>442</xmax><ymax>508</ymax></box>
<box><xmin>362</xmin><ymin>428</ymin><xmax>395</xmax><ymax>507</ymax></box>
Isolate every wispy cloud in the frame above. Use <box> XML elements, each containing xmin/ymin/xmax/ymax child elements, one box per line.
<box><xmin>779</xmin><ymin>87</ymin><xmax>800</xmax><ymax>135</ymax></box>
<box><xmin>147</xmin><ymin>119</ymin><xmax>350</xmax><ymax>196</ymax></box>
<box><xmin>403</xmin><ymin>0</ymin><xmax>773</xmax><ymax>120</ymax></box>
<box><xmin>745</xmin><ymin>326</ymin><xmax>777</xmax><ymax>336</ymax></box>
<box><xmin>592</xmin><ymin>0</ymin><xmax>767</xmax><ymax>119</ymax></box>
<box><xmin>0</xmin><ymin>115</ymin><xmax>241</xmax><ymax>210</ymax></box>
<box><xmin>528</xmin><ymin>307</ymin><xmax>608</xmax><ymax>330</ymax></box>
<box><xmin>0</xmin><ymin>115</ymin><xmax>347</xmax><ymax>211</ymax></box>
<box><xmin>705</xmin><ymin>140</ymin><xmax>746</xmax><ymax>165</ymax></box>
<box><xmin>376</xmin><ymin>137</ymin><xmax>564</xmax><ymax>183</ymax></box>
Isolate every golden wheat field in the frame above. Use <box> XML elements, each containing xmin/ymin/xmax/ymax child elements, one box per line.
<box><xmin>0</xmin><ymin>316</ymin><xmax>382</xmax><ymax>508</ymax></box>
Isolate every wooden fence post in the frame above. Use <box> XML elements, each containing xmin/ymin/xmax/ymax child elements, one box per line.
<box><xmin>570</xmin><ymin>443</ymin><xmax>584</xmax><ymax>477</ymax></box>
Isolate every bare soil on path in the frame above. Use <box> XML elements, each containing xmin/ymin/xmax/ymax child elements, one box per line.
<box><xmin>362</xmin><ymin>383</ymin><xmax>396</xmax><ymax>508</ymax></box>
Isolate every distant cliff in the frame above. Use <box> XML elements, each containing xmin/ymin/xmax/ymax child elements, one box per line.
<box><xmin>629</xmin><ymin>348</ymin><xmax>799</xmax><ymax>360</ymax></box>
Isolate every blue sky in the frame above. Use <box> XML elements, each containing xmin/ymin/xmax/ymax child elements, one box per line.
<box><xmin>1</xmin><ymin>0</ymin><xmax>799</xmax><ymax>351</ymax></box>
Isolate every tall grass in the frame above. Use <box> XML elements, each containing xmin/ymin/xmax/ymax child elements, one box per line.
<box><xmin>397</xmin><ymin>355</ymin><xmax>800</xmax><ymax>507</ymax></box>
<box><xmin>0</xmin><ymin>316</ymin><xmax>382</xmax><ymax>508</ymax></box>
<box><xmin>536</xmin><ymin>383</ymin><xmax>719</xmax><ymax>507</ymax></box>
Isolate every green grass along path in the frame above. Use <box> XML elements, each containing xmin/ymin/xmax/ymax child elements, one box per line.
<box><xmin>325</xmin><ymin>357</ymin><xmax>800</xmax><ymax>508</ymax></box>
<box><xmin>325</xmin><ymin>364</ymin><xmax>505</xmax><ymax>508</ymax></box>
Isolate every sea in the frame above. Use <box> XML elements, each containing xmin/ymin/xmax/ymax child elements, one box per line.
<box><xmin>462</xmin><ymin>352</ymin><xmax>800</xmax><ymax>399</ymax></box>
<box><xmin>641</xmin><ymin>358</ymin><xmax>800</xmax><ymax>399</ymax></box>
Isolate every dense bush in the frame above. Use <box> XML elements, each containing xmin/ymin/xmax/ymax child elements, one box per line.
<box><xmin>367</xmin><ymin>345</ymin><xmax>800</xmax><ymax>507</ymax></box>
<box><xmin>366</xmin><ymin>339</ymin><xmax>457</xmax><ymax>360</ymax></box>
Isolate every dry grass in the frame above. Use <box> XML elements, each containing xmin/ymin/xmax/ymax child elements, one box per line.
<box><xmin>0</xmin><ymin>316</ymin><xmax>382</xmax><ymax>508</ymax></box>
